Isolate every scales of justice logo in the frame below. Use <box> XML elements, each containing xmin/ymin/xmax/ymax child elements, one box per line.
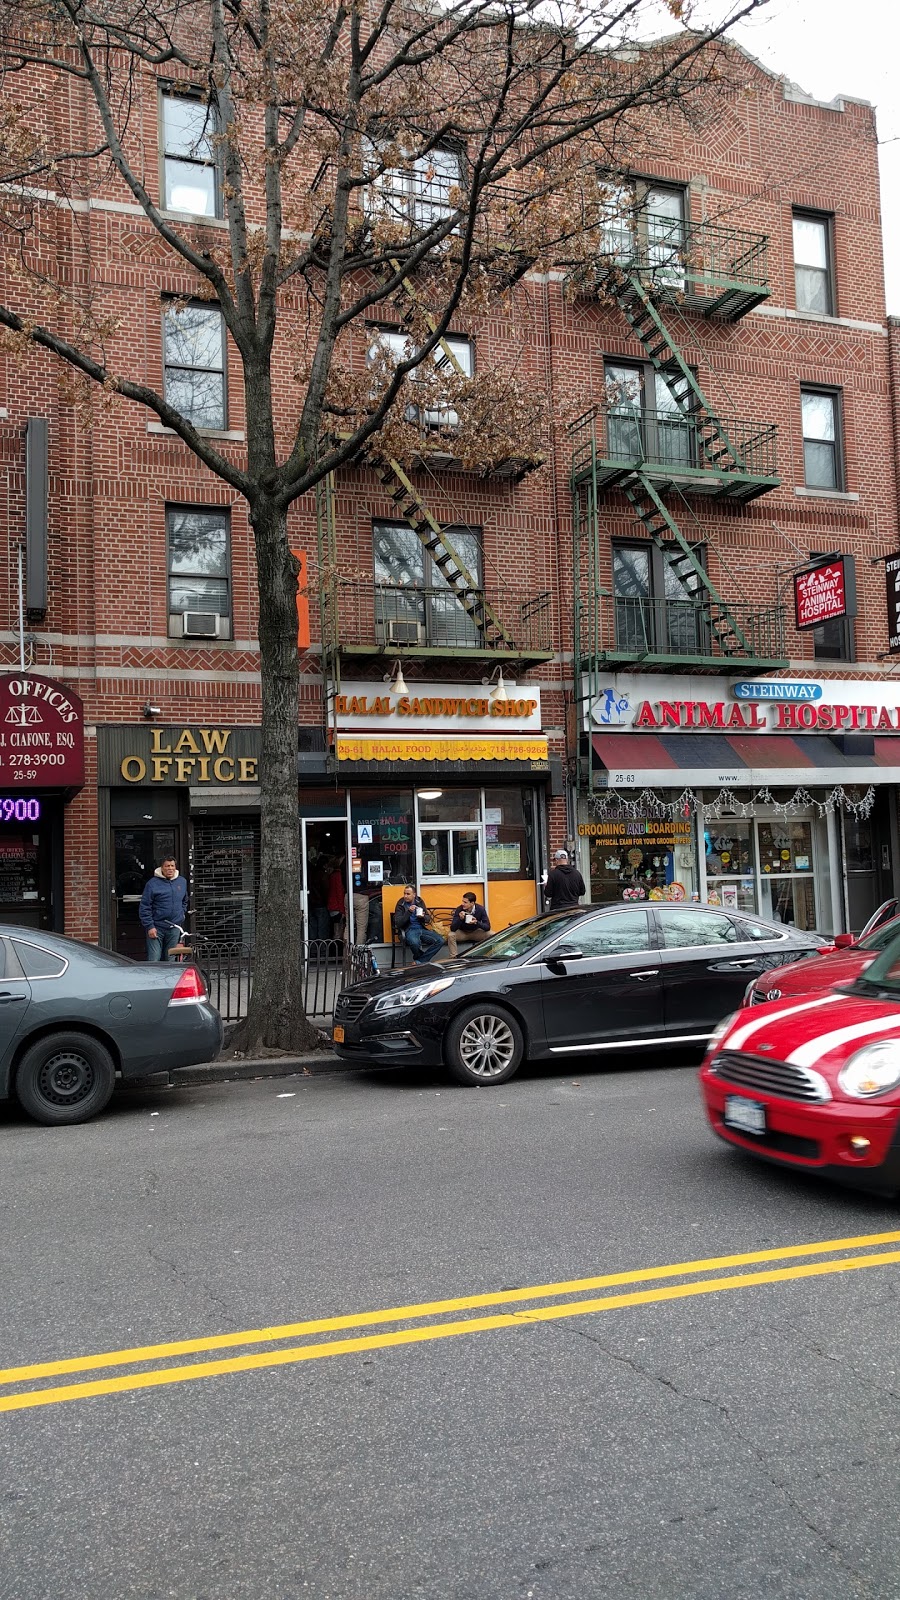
<box><xmin>5</xmin><ymin>705</ymin><xmax>43</xmax><ymax>726</ymax></box>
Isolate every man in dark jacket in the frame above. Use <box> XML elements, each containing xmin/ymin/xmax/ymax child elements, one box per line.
<box><xmin>447</xmin><ymin>893</ymin><xmax>491</xmax><ymax>958</ymax></box>
<box><xmin>543</xmin><ymin>850</ymin><xmax>586</xmax><ymax>911</ymax></box>
<box><xmin>139</xmin><ymin>856</ymin><xmax>189</xmax><ymax>961</ymax></box>
<box><xmin>394</xmin><ymin>885</ymin><xmax>445</xmax><ymax>964</ymax></box>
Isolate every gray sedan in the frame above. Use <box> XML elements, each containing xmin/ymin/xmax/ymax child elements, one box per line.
<box><xmin>0</xmin><ymin>927</ymin><xmax>222</xmax><ymax>1125</ymax></box>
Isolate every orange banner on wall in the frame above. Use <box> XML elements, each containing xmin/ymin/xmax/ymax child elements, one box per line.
<box><xmin>336</xmin><ymin>735</ymin><xmax>549</xmax><ymax>764</ymax></box>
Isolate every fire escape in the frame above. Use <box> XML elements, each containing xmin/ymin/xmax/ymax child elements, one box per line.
<box><xmin>570</xmin><ymin>213</ymin><xmax>787</xmax><ymax>790</ymax></box>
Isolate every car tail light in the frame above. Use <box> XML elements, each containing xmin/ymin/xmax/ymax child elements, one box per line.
<box><xmin>169</xmin><ymin>965</ymin><xmax>207</xmax><ymax>1005</ymax></box>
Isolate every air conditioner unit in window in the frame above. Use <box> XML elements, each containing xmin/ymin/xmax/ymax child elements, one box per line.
<box><xmin>180</xmin><ymin>612</ymin><xmax>227</xmax><ymax>639</ymax></box>
<box><xmin>385</xmin><ymin>618</ymin><xmax>426</xmax><ymax>646</ymax></box>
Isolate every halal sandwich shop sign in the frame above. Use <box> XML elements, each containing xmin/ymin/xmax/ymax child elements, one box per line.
<box><xmin>589</xmin><ymin>675</ymin><xmax>900</xmax><ymax>734</ymax></box>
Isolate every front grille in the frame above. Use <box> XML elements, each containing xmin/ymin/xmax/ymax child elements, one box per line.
<box><xmin>714</xmin><ymin>1050</ymin><xmax>829</xmax><ymax>1102</ymax></box>
<box><xmin>334</xmin><ymin>992</ymin><xmax>368</xmax><ymax>1023</ymax></box>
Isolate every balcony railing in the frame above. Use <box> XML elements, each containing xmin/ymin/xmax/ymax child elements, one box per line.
<box><xmin>585</xmin><ymin>594</ymin><xmax>787</xmax><ymax>668</ymax></box>
<box><xmin>570</xmin><ymin>404</ymin><xmax>778</xmax><ymax>493</ymax></box>
<box><xmin>583</xmin><ymin>214</ymin><xmax>770</xmax><ymax>317</ymax></box>
<box><xmin>323</xmin><ymin>580</ymin><xmax>554</xmax><ymax>660</ymax></box>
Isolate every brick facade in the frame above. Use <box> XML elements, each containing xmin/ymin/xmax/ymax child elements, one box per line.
<box><xmin>0</xmin><ymin>44</ymin><xmax>897</xmax><ymax>944</ymax></box>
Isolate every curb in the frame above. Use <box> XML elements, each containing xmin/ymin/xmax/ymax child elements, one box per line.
<box><xmin>121</xmin><ymin>1050</ymin><xmax>368</xmax><ymax>1091</ymax></box>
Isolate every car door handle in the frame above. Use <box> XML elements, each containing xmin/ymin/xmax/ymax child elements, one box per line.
<box><xmin>0</xmin><ymin>992</ymin><xmax>27</xmax><ymax>1003</ymax></box>
<box><xmin>721</xmin><ymin>959</ymin><xmax>759</xmax><ymax>969</ymax></box>
<box><xmin>630</xmin><ymin>970</ymin><xmax>659</xmax><ymax>979</ymax></box>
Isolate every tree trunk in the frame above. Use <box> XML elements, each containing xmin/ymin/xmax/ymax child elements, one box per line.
<box><xmin>230</xmin><ymin>497</ymin><xmax>323</xmax><ymax>1056</ymax></box>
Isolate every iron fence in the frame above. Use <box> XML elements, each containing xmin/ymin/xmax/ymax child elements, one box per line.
<box><xmin>190</xmin><ymin>940</ymin><xmax>376</xmax><ymax>1025</ymax></box>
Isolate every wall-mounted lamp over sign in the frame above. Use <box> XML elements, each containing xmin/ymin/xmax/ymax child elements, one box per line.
<box><xmin>383</xmin><ymin>660</ymin><xmax>408</xmax><ymax>697</ymax></box>
<box><xmin>482</xmin><ymin>665</ymin><xmax>509</xmax><ymax>702</ymax></box>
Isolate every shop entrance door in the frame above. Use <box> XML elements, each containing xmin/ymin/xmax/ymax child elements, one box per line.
<box><xmin>300</xmin><ymin>818</ymin><xmax>349</xmax><ymax>947</ymax></box>
<box><xmin>113</xmin><ymin>827</ymin><xmax>178</xmax><ymax>959</ymax></box>
<box><xmin>0</xmin><ymin>822</ymin><xmax>53</xmax><ymax>929</ymax></box>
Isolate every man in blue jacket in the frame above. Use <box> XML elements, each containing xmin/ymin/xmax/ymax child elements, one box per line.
<box><xmin>139</xmin><ymin>856</ymin><xmax>188</xmax><ymax>962</ymax></box>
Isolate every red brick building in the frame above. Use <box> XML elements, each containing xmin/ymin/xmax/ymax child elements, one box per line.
<box><xmin>1</xmin><ymin>43</ymin><xmax>899</xmax><ymax>954</ymax></box>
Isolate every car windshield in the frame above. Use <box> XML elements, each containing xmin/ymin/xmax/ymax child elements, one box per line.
<box><xmin>850</xmin><ymin>928</ymin><xmax>900</xmax><ymax>993</ymax></box>
<box><xmin>459</xmin><ymin>912</ymin><xmax>584</xmax><ymax>961</ymax></box>
<box><xmin>859</xmin><ymin>918</ymin><xmax>900</xmax><ymax>953</ymax></box>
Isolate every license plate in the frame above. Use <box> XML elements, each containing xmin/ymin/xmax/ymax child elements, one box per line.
<box><xmin>724</xmin><ymin>1094</ymin><xmax>766</xmax><ymax>1136</ymax></box>
<box><xmin>333</xmin><ymin>1024</ymin><xmax>345</xmax><ymax>1044</ymax></box>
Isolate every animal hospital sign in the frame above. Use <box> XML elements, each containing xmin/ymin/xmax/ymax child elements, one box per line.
<box><xmin>588</xmin><ymin>676</ymin><xmax>900</xmax><ymax>734</ymax></box>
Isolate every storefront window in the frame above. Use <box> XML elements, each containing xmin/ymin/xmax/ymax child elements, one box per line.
<box><xmin>483</xmin><ymin>787</ymin><xmax>534</xmax><ymax>880</ymax></box>
<box><xmin>757</xmin><ymin>819</ymin><xmax>816</xmax><ymax>929</ymax></box>
<box><xmin>704</xmin><ymin>819</ymin><xmax>757</xmax><ymax>914</ymax></box>
<box><xmin>582</xmin><ymin>812</ymin><xmax>698</xmax><ymax>903</ymax></box>
<box><xmin>417</xmin><ymin>789</ymin><xmax>482</xmax><ymax>880</ymax></box>
<box><xmin>349</xmin><ymin>790</ymin><xmax>415</xmax><ymax>940</ymax></box>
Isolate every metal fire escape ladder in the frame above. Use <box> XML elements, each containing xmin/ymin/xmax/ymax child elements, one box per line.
<box><xmin>620</xmin><ymin>474</ymin><xmax>753</xmax><ymax>656</ymax></box>
<box><xmin>367</xmin><ymin>456</ymin><xmax>515</xmax><ymax>649</ymax></box>
<box><xmin>361</xmin><ymin>261</ymin><xmax>515</xmax><ymax>650</ymax></box>
<box><xmin>611</xmin><ymin>274</ymin><xmax>747</xmax><ymax>475</ymax></box>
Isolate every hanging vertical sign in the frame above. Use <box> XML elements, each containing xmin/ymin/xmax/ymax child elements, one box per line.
<box><xmin>886</xmin><ymin>553</ymin><xmax>900</xmax><ymax>655</ymax></box>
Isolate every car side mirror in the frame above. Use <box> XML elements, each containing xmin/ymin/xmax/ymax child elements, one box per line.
<box><xmin>546</xmin><ymin>944</ymin><xmax>584</xmax><ymax>974</ymax></box>
<box><xmin>832</xmin><ymin>933</ymin><xmax>856</xmax><ymax>949</ymax></box>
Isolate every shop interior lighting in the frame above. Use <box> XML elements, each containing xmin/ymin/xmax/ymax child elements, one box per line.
<box><xmin>418</xmin><ymin>790</ymin><xmax>443</xmax><ymax>800</ymax></box>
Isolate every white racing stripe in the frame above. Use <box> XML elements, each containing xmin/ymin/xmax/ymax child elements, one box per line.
<box><xmin>725</xmin><ymin>993</ymin><xmax>841</xmax><ymax>1053</ymax></box>
<box><xmin>787</xmin><ymin>1013</ymin><xmax>900</xmax><ymax>1068</ymax></box>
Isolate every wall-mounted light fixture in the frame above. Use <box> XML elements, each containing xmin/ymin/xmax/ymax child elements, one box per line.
<box><xmin>482</xmin><ymin>665</ymin><xmax>509</xmax><ymax>702</ymax></box>
<box><xmin>383</xmin><ymin>660</ymin><xmax>408</xmax><ymax>697</ymax></box>
<box><xmin>142</xmin><ymin>702</ymin><xmax>161</xmax><ymax>720</ymax></box>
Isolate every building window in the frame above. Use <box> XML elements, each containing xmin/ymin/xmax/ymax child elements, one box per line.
<box><xmin>793</xmin><ymin>211</ymin><xmax>833</xmax><ymax>315</ymax></box>
<box><xmin>604</xmin><ymin>361</ymin><xmax>693</xmax><ymax>469</ymax></box>
<box><xmin>599</xmin><ymin>181</ymin><xmax>686</xmax><ymax>287</ymax></box>
<box><xmin>161</xmin><ymin>90</ymin><xmax>220</xmax><ymax>217</ymax></box>
<box><xmin>369</xmin><ymin>146</ymin><xmax>462</xmax><ymax>230</ymax></box>
<box><xmin>613</xmin><ymin>540</ymin><xmax>707</xmax><ymax>657</ymax></box>
<box><xmin>801</xmin><ymin>388</ymin><xmax>842</xmax><ymax>490</ymax></box>
<box><xmin>163</xmin><ymin>302</ymin><xmax>226</xmax><ymax>429</ymax></box>
<box><xmin>167</xmin><ymin>507</ymin><xmax>231</xmax><ymax>638</ymax></box>
<box><xmin>373</xmin><ymin>519</ymin><xmax>482</xmax><ymax>649</ymax></box>
<box><xmin>368</xmin><ymin>329</ymin><xmax>473</xmax><ymax>428</ymax></box>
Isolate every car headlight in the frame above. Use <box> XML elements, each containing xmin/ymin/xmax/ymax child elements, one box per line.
<box><xmin>373</xmin><ymin>976</ymin><xmax>456</xmax><ymax>1015</ymax></box>
<box><xmin>838</xmin><ymin>1041</ymin><xmax>900</xmax><ymax>1099</ymax></box>
<box><xmin>706</xmin><ymin>1011</ymin><xmax>738</xmax><ymax>1053</ymax></box>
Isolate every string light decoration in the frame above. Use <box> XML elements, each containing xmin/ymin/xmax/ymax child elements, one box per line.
<box><xmin>586</xmin><ymin>785</ymin><xmax>877</xmax><ymax>822</ymax></box>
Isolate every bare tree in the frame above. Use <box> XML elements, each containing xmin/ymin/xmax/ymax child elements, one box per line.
<box><xmin>0</xmin><ymin>0</ymin><xmax>768</xmax><ymax>1052</ymax></box>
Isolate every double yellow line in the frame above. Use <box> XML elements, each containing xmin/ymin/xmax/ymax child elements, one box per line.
<box><xmin>4</xmin><ymin>1229</ymin><xmax>900</xmax><ymax>1415</ymax></box>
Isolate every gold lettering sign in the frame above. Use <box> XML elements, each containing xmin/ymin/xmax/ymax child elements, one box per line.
<box><xmin>119</xmin><ymin>728</ymin><xmax>258</xmax><ymax>785</ymax></box>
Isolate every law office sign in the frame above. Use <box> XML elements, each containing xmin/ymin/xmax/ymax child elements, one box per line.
<box><xmin>0</xmin><ymin>674</ymin><xmax>84</xmax><ymax>789</ymax></box>
<box><xmin>794</xmin><ymin>558</ymin><xmax>849</xmax><ymax>630</ymax></box>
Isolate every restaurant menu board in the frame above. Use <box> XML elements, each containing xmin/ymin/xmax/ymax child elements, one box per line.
<box><xmin>0</xmin><ymin>676</ymin><xmax>85</xmax><ymax>788</ymax></box>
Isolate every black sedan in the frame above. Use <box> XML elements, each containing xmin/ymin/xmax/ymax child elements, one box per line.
<box><xmin>0</xmin><ymin>926</ymin><xmax>223</xmax><ymax>1125</ymax></box>
<box><xmin>333</xmin><ymin>902</ymin><xmax>825</xmax><ymax>1086</ymax></box>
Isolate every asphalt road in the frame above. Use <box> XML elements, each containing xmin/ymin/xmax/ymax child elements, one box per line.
<box><xmin>4</xmin><ymin>1054</ymin><xmax>900</xmax><ymax>1600</ymax></box>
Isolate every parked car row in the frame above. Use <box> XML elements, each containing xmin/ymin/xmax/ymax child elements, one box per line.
<box><xmin>9</xmin><ymin>895</ymin><xmax>900</xmax><ymax>1200</ymax></box>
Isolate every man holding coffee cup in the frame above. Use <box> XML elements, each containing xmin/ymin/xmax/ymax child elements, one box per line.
<box><xmin>393</xmin><ymin>884</ymin><xmax>445</xmax><ymax>964</ymax></box>
<box><xmin>447</xmin><ymin>893</ymin><xmax>491</xmax><ymax>958</ymax></box>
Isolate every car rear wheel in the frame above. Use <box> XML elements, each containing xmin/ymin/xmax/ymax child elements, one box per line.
<box><xmin>14</xmin><ymin>1032</ymin><xmax>116</xmax><ymax>1126</ymax></box>
<box><xmin>444</xmin><ymin>1005</ymin><xmax>524</xmax><ymax>1086</ymax></box>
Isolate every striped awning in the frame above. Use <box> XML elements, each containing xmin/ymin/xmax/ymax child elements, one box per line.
<box><xmin>591</xmin><ymin>733</ymin><xmax>897</xmax><ymax>788</ymax></box>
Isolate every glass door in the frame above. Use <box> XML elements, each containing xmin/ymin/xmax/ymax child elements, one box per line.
<box><xmin>113</xmin><ymin>827</ymin><xmax>177</xmax><ymax>958</ymax></box>
<box><xmin>756</xmin><ymin>819</ymin><xmax>817</xmax><ymax>930</ymax></box>
<box><xmin>703</xmin><ymin>819</ymin><xmax>757</xmax><ymax>914</ymax></box>
<box><xmin>301</xmin><ymin>817</ymin><xmax>349</xmax><ymax>949</ymax></box>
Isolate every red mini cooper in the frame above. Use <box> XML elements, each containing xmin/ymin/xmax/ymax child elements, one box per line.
<box><xmin>700</xmin><ymin>927</ymin><xmax>900</xmax><ymax>1195</ymax></box>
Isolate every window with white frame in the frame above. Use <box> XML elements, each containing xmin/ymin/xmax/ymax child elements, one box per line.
<box><xmin>597</xmin><ymin>180</ymin><xmax>685</xmax><ymax>287</ymax></box>
<box><xmin>161</xmin><ymin>90</ymin><xmax>221</xmax><ymax>217</ymax></box>
<box><xmin>418</xmin><ymin>790</ymin><xmax>483</xmax><ymax>878</ymax></box>
<box><xmin>163</xmin><ymin>302</ymin><xmax>226</xmax><ymax>429</ymax></box>
<box><xmin>801</xmin><ymin>388</ymin><xmax>842</xmax><ymax>490</ymax></box>
<box><xmin>368</xmin><ymin>146</ymin><xmax>462</xmax><ymax>231</ymax></box>
<box><xmin>793</xmin><ymin>211</ymin><xmax>834</xmax><ymax>316</ymax></box>
<box><xmin>373</xmin><ymin>519</ymin><xmax>482</xmax><ymax>648</ymax></box>
<box><xmin>167</xmin><ymin>507</ymin><xmax>231</xmax><ymax>636</ymax></box>
<box><xmin>368</xmin><ymin>328</ymin><xmax>473</xmax><ymax>428</ymax></box>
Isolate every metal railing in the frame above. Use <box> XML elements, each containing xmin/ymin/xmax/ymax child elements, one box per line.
<box><xmin>192</xmin><ymin>940</ymin><xmax>375</xmax><ymax>1026</ymax></box>
<box><xmin>570</xmin><ymin>404</ymin><xmax>778</xmax><ymax>483</ymax></box>
<box><xmin>325</xmin><ymin>579</ymin><xmax>553</xmax><ymax>657</ymax></box>
<box><xmin>594</xmin><ymin>214</ymin><xmax>769</xmax><ymax>291</ymax></box>
<box><xmin>603</xmin><ymin>594</ymin><xmax>787</xmax><ymax>662</ymax></box>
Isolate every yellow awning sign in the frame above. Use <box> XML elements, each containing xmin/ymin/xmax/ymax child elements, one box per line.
<box><xmin>336</xmin><ymin>736</ymin><xmax>549</xmax><ymax>763</ymax></box>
